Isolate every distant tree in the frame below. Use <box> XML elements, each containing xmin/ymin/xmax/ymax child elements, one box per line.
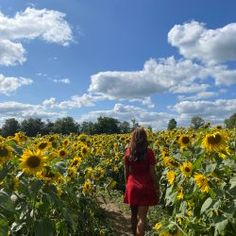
<box><xmin>224</xmin><ymin>113</ymin><xmax>236</xmax><ymax>128</ymax></box>
<box><xmin>41</xmin><ymin>119</ymin><xmax>55</xmax><ymax>135</ymax></box>
<box><xmin>21</xmin><ymin>118</ymin><xmax>45</xmax><ymax>137</ymax></box>
<box><xmin>1</xmin><ymin>118</ymin><xmax>20</xmax><ymax>137</ymax></box>
<box><xmin>53</xmin><ymin>117</ymin><xmax>79</xmax><ymax>134</ymax></box>
<box><xmin>119</xmin><ymin>121</ymin><xmax>131</xmax><ymax>133</ymax></box>
<box><xmin>94</xmin><ymin>116</ymin><xmax>120</xmax><ymax>134</ymax></box>
<box><xmin>168</xmin><ymin>118</ymin><xmax>177</xmax><ymax>130</ymax></box>
<box><xmin>131</xmin><ymin>119</ymin><xmax>140</xmax><ymax>130</ymax></box>
<box><xmin>191</xmin><ymin>116</ymin><xmax>205</xmax><ymax>129</ymax></box>
<box><xmin>80</xmin><ymin>121</ymin><xmax>95</xmax><ymax>135</ymax></box>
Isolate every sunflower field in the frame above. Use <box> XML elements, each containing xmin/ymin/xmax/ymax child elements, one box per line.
<box><xmin>0</xmin><ymin>126</ymin><xmax>235</xmax><ymax>236</ymax></box>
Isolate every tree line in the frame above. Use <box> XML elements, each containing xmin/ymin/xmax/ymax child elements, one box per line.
<box><xmin>167</xmin><ymin>113</ymin><xmax>236</xmax><ymax>130</ymax></box>
<box><xmin>0</xmin><ymin>113</ymin><xmax>235</xmax><ymax>137</ymax></box>
<box><xmin>0</xmin><ymin>116</ymin><xmax>137</xmax><ymax>137</ymax></box>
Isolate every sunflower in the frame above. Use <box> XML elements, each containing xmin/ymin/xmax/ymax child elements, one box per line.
<box><xmin>37</xmin><ymin>165</ymin><xmax>59</xmax><ymax>183</ymax></box>
<box><xmin>166</xmin><ymin>170</ymin><xmax>175</xmax><ymax>185</ymax></box>
<box><xmin>58</xmin><ymin>149</ymin><xmax>67</xmax><ymax>158</ymax></box>
<box><xmin>63</xmin><ymin>139</ymin><xmax>70</xmax><ymax>146</ymax></box>
<box><xmin>67</xmin><ymin>166</ymin><xmax>77</xmax><ymax>179</ymax></box>
<box><xmin>202</xmin><ymin>131</ymin><xmax>228</xmax><ymax>153</ymax></box>
<box><xmin>81</xmin><ymin>145</ymin><xmax>89</xmax><ymax>156</ymax></box>
<box><xmin>93</xmin><ymin>167</ymin><xmax>105</xmax><ymax>181</ymax></box>
<box><xmin>20</xmin><ymin>149</ymin><xmax>45</xmax><ymax>175</ymax></box>
<box><xmin>82</xmin><ymin>180</ymin><xmax>92</xmax><ymax>194</ymax></box>
<box><xmin>153</xmin><ymin>222</ymin><xmax>162</xmax><ymax>231</ymax></box>
<box><xmin>180</xmin><ymin>162</ymin><xmax>193</xmax><ymax>177</ymax></box>
<box><xmin>0</xmin><ymin>143</ymin><xmax>13</xmax><ymax>164</ymax></box>
<box><xmin>194</xmin><ymin>173</ymin><xmax>210</xmax><ymax>193</ymax></box>
<box><xmin>78</xmin><ymin>133</ymin><xmax>88</xmax><ymax>143</ymax></box>
<box><xmin>178</xmin><ymin>135</ymin><xmax>191</xmax><ymax>150</ymax></box>
<box><xmin>14</xmin><ymin>132</ymin><xmax>27</xmax><ymax>143</ymax></box>
<box><xmin>70</xmin><ymin>156</ymin><xmax>82</xmax><ymax>168</ymax></box>
<box><xmin>176</xmin><ymin>187</ymin><xmax>184</xmax><ymax>200</ymax></box>
<box><xmin>37</xmin><ymin>141</ymin><xmax>50</xmax><ymax>150</ymax></box>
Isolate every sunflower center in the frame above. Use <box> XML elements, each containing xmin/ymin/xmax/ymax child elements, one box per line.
<box><xmin>207</xmin><ymin>133</ymin><xmax>222</xmax><ymax>145</ymax></box>
<box><xmin>0</xmin><ymin>147</ymin><xmax>9</xmax><ymax>157</ymax></box>
<box><xmin>185</xmin><ymin>167</ymin><xmax>191</xmax><ymax>172</ymax></box>
<box><xmin>59</xmin><ymin>151</ymin><xmax>66</xmax><ymax>156</ymax></box>
<box><xmin>26</xmin><ymin>155</ymin><xmax>41</xmax><ymax>168</ymax></box>
<box><xmin>82</xmin><ymin>147</ymin><xmax>88</xmax><ymax>154</ymax></box>
<box><xmin>38</xmin><ymin>143</ymin><xmax>47</xmax><ymax>149</ymax></box>
<box><xmin>49</xmin><ymin>137</ymin><xmax>55</xmax><ymax>142</ymax></box>
<box><xmin>182</xmin><ymin>136</ymin><xmax>190</xmax><ymax>144</ymax></box>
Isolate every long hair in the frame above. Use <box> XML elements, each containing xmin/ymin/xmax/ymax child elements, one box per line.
<box><xmin>129</xmin><ymin>127</ymin><xmax>148</xmax><ymax>162</ymax></box>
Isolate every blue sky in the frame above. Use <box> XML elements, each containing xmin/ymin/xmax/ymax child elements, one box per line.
<box><xmin>0</xmin><ymin>0</ymin><xmax>236</xmax><ymax>129</ymax></box>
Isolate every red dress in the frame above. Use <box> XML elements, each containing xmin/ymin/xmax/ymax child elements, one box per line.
<box><xmin>124</xmin><ymin>148</ymin><xmax>158</xmax><ymax>206</ymax></box>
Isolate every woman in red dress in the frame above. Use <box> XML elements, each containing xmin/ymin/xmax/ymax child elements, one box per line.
<box><xmin>124</xmin><ymin>127</ymin><xmax>160</xmax><ymax>236</ymax></box>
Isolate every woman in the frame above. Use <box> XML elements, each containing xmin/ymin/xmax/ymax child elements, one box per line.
<box><xmin>124</xmin><ymin>127</ymin><xmax>160</xmax><ymax>236</ymax></box>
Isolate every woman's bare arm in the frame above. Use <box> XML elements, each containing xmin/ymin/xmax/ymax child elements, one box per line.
<box><xmin>124</xmin><ymin>160</ymin><xmax>129</xmax><ymax>184</ymax></box>
<box><xmin>149</xmin><ymin>165</ymin><xmax>159</xmax><ymax>189</ymax></box>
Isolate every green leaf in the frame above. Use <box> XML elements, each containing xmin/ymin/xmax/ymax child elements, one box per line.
<box><xmin>0</xmin><ymin>218</ymin><xmax>8</xmax><ymax>236</ymax></box>
<box><xmin>229</xmin><ymin>176</ymin><xmax>236</xmax><ymax>190</ymax></box>
<box><xmin>214</xmin><ymin>218</ymin><xmax>228</xmax><ymax>236</ymax></box>
<box><xmin>31</xmin><ymin>179</ymin><xmax>43</xmax><ymax>197</ymax></box>
<box><xmin>0</xmin><ymin>163</ymin><xmax>12</xmax><ymax>181</ymax></box>
<box><xmin>206</xmin><ymin>163</ymin><xmax>217</xmax><ymax>173</ymax></box>
<box><xmin>0</xmin><ymin>190</ymin><xmax>15</xmax><ymax>213</ymax></box>
<box><xmin>193</xmin><ymin>155</ymin><xmax>203</xmax><ymax>170</ymax></box>
<box><xmin>200</xmin><ymin>197</ymin><xmax>212</xmax><ymax>214</ymax></box>
<box><xmin>34</xmin><ymin>218</ymin><xmax>54</xmax><ymax>236</ymax></box>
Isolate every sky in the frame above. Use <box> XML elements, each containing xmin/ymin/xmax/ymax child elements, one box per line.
<box><xmin>0</xmin><ymin>0</ymin><xmax>236</xmax><ymax>130</ymax></box>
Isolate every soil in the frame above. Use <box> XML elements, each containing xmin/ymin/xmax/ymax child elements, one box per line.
<box><xmin>99</xmin><ymin>198</ymin><xmax>133</xmax><ymax>236</ymax></box>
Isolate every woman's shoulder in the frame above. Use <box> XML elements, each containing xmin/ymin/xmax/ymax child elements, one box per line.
<box><xmin>125</xmin><ymin>147</ymin><xmax>131</xmax><ymax>156</ymax></box>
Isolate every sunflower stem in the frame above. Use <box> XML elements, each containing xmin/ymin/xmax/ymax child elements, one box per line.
<box><xmin>170</xmin><ymin>220</ymin><xmax>188</xmax><ymax>236</ymax></box>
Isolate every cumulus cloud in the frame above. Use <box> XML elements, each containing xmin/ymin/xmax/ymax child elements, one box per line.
<box><xmin>41</xmin><ymin>93</ymin><xmax>106</xmax><ymax>109</ymax></box>
<box><xmin>0</xmin><ymin>74</ymin><xmax>33</xmax><ymax>95</ymax></box>
<box><xmin>77</xmin><ymin>103</ymin><xmax>173</xmax><ymax>129</ymax></box>
<box><xmin>89</xmin><ymin>57</ymin><xmax>210</xmax><ymax>99</ymax></box>
<box><xmin>172</xmin><ymin>99</ymin><xmax>236</xmax><ymax>124</ymax></box>
<box><xmin>0</xmin><ymin>40</ymin><xmax>26</xmax><ymax>66</ymax></box>
<box><xmin>0</xmin><ymin>101</ymin><xmax>62</xmax><ymax>124</ymax></box>
<box><xmin>0</xmin><ymin>7</ymin><xmax>73</xmax><ymax>66</ymax></box>
<box><xmin>178</xmin><ymin>91</ymin><xmax>217</xmax><ymax>101</ymax></box>
<box><xmin>168</xmin><ymin>21</ymin><xmax>236</xmax><ymax>64</ymax></box>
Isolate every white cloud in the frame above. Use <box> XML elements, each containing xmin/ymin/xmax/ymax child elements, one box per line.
<box><xmin>77</xmin><ymin>103</ymin><xmax>173</xmax><ymax>129</ymax></box>
<box><xmin>0</xmin><ymin>101</ymin><xmax>63</xmax><ymax>124</ymax></box>
<box><xmin>89</xmin><ymin>57</ymin><xmax>209</xmax><ymax>100</ymax></box>
<box><xmin>42</xmin><ymin>97</ymin><xmax>57</xmax><ymax>108</ymax></box>
<box><xmin>0</xmin><ymin>40</ymin><xmax>26</xmax><ymax>66</ymax></box>
<box><xmin>172</xmin><ymin>99</ymin><xmax>236</xmax><ymax>124</ymax></box>
<box><xmin>170</xmin><ymin>83</ymin><xmax>209</xmax><ymax>94</ymax></box>
<box><xmin>178</xmin><ymin>91</ymin><xmax>217</xmax><ymax>101</ymax></box>
<box><xmin>41</xmin><ymin>93</ymin><xmax>105</xmax><ymax>109</ymax></box>
<box><xmin>0</xmin><ymin>7</ymin><xmax>73</xmax><ymax>66</ymax></box>
<box><xmin>206</xmin><ymin>64</ymin><xmax>236</xmax><ymax>85</ymax></box>
<box><xmin>168</xmin><ymin>21</ymin><xmax>236</xmax><ymax>64</ymax></box>
<box><xmin>0</xmin><ymin>74</ymin><xmax>33</xmax><ymax>95</ymax></box>
<box><xmin>53</xmin><ymin>78</ymin><xmax>70</xmax><ymax>84</ymax></box>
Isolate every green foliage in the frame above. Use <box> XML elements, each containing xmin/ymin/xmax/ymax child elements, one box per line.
<box><xmin>1</xmin><ymin>118</ymin><xmax>20</xmax><ymax>137</ymax></box>
<box><xmin>191</xmin><ymin>116</ymin><xmax>205</xmax><ymax>129</ymax></box>
<box><xmin>225</xmin><ymin>113</ymin><xmax>236</xmax><ymax>128</ymax></box>
<box><xmin>21</xmin><ymin>118</ymin><xmax>45</xmax><ymax>137</ymax></box>
<box><xmin>168</xmin><ymin>118</ymin><xmax>177</xmax><ymax>130</ymax></box>
<box><xmin>53</xmin><ymin>117</ymin><xmax>79</xmax><ymax>134</ymax></box>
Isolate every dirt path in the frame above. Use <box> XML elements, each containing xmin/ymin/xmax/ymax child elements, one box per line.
<box><xmin>100</xmin><ymin>199</ymin><xmax>133</xmax><ymax>236</ymax></box>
